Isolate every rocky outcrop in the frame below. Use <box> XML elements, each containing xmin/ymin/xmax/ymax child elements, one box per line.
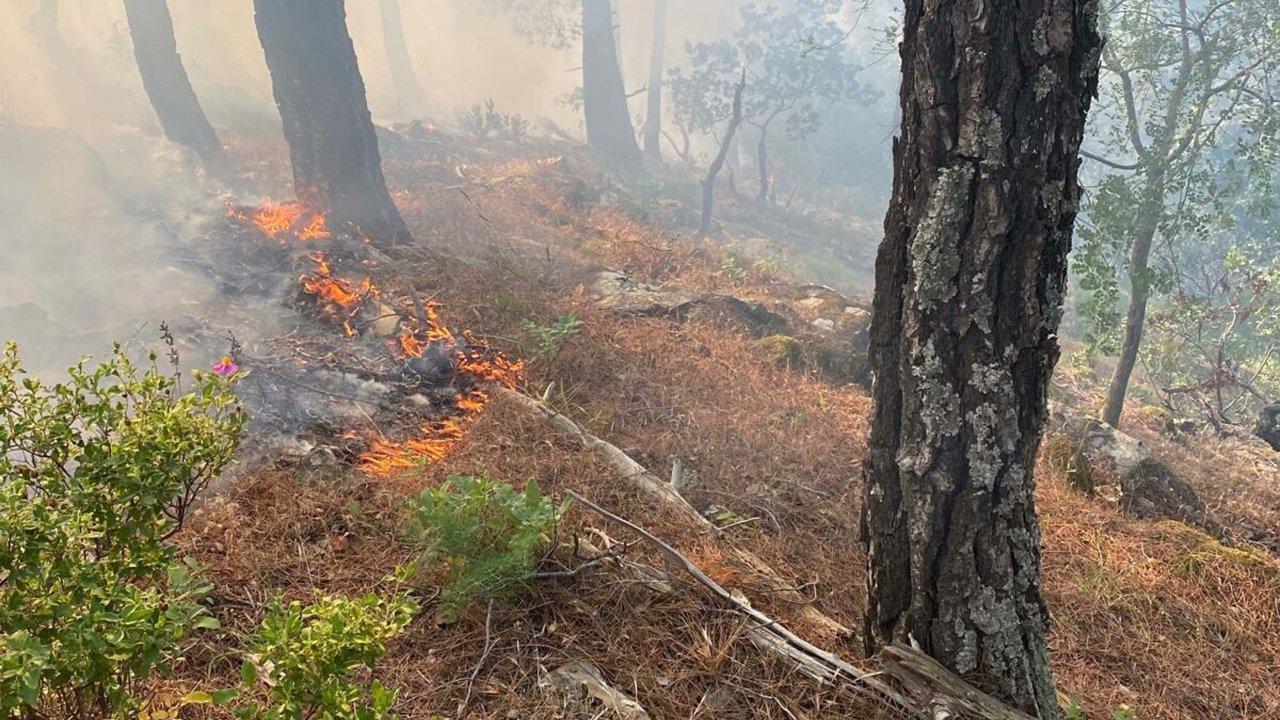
<box><xmin>1255</xmin><ymin>403</ymin><xmax>1280</xmax><ymax>452</ymax></box>
<box><xmin>589</xmin><ymin>270</ymin><xmax>790</xmax><ymax>337</ymax></box>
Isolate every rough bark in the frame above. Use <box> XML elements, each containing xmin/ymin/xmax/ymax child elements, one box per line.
<box><xmin>253</xmin><ymin>0</ymin><xmax>410</xmax><ymax>246</ymax></box>
<box><xmin>862</xmin><ymin>0</ymin><xmax>1101</xmax><ymax>716</ymax></box>
<box><xmin>582</xmin><ymin>0</ymin><xmax>644</xmax><ymax>171</ymax></box>
<box><xmin>698</xmin><ymin>72</ymin><xmax>746</xmax><ymax>237</ymax></box>
<box><xmin>122</xmin><ymin>0</ymin><xmax>225</xmax><ymax>168</ymax></box>
<box><xmin>642</xmin><ymin>0</ymin><xmax>666</xmax><ymax>164</ymax></box>
<box><xmin>378</xmin><ymin>0</ymin><xmax>428</xmax><ymax>117</ymax></box>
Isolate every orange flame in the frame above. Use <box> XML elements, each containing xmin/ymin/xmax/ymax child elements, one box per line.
<box><xmin>300</xmin><ymin>253</ymin><xmax>377</xmax><ymax>336</ymax></box>
<box><xmin>358</xmin><ymin>390</ymin><xmax>490</xmax><ymax>475</ymax></box>
<box><xmin>230</xmin><ymin>198</ymin><xmax>331</xmax><ymax>243</ymax></box>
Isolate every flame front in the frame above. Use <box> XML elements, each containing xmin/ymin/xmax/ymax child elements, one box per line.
<box><xmin>230</xmin><ymin>198</ymin><xmax>330</xmax><ymax>243</ymax></box>
<box><xmin>300</xmin><ymin>252</ymin><xmax>377</xmax><ymax>336</ymax></box>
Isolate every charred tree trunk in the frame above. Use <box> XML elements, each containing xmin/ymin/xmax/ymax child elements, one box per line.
<box><xmin>122</xmin><ymin>0</ymin><xmax>225</xmax><ymax>169</ymax></box>
<box><xmin>642</xmin><ymin>0</ymin><xmax>666</xmax><ymax>165</ymax></box>
<box><xmin>862</xmin><ymin>0</ymin><xmax>1100</xmax><ymax>716</ymax></box>
<box><xmin>378</xmin><ymin>0</ymin><xmax>428</xmax><ymax>117</ymax></box>
<box><xmin>698</xmin><ymin>72</ymin><xmax>746</xmax><ymax>238</ymax></box>
<box><xmin>582</xmin><ymin>0</ymin><xmax>644</xmax><ymax>172</ymax></box>
<box><xmin>253</xmin><ymin>0</ymin><xmax>409</xmax><ymax>246</ymax></box>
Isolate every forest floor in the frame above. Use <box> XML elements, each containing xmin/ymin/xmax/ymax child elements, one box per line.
<box><xmin>170</xmin><ymin>128</ymin><xmax>1280</xmax><ymax>720</ymax></box>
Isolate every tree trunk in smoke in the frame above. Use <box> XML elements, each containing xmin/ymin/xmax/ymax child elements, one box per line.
<box><xmin>862</xmin><ymin>0</ymin><xmax>1100</xmax><ymax>716</ymax></box>
<box><xmin>26</xmin><ymin>0</ymin><xmax>83</xmax><ymax>82</ymax></box>
<box><xmin>378</xmin><ymin>0</ymin><xmax>428</xmax><ymax>117</ymax></box>
<box><xmin>756</xmin><ymin>129</ymin><xmax>769</xmax><ymax>203</ymax></box>
<box><xmin>253</xmin><ymin>0</ymin><xmax>410</xmax><ymax>247</ymax></box>
<box><xmin>122</xmin><ymin>0</ymin><xmax>225</xmax><ymax>169</ymax></box>
<box><xmin>698</xmin><ymin>72</ymin><xmax>746</xmax><ymax>237</ymax></box>
<box><xmin>1102</xmin><ymin>171</ymin><xmax>1167</xmax><ymax>428</ymax></box>
<box><xmin>642</xmin><ymin>0</ymin><xmax>667</xmax><ymax>165</ymax></box>
<box><xmin>581</xmin><ymin>0</ymin><xmax>644</xmax><ymax>172</ymax></box>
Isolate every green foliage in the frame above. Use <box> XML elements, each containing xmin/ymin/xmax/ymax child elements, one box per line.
<box><xmin>523</xmin><ymin>314</ymin><xmax>583</xmax><ymax>359</ymax></box>
<box><xmin>0</xmin><ymin>343</ymin><xmax>245</xmax><ymax>719</ymax></box>
<box><xmin>406</xmin><ymin>475</ymin><xmax>565</xmax><ymax>620</ymax></box>
<box><xmin>226</xmin><ymin>585</ymin><xmax>418</xmax><ymax>720</ymax></box>
<box><xmin>457</xmin><ymin>99</ymin><xmax>529</xmax><ymax>143</ymax></box>
<box><xmin>1075</xmin><ymin>0</ymin><xmax>1280</xmax><ymax>360</ymax></box>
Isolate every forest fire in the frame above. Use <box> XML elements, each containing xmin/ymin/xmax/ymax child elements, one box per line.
<box><xmin>228</xmin><ymin>199</ymin><xmax>330</xmax><ymax>242</ymax></box>
<box><xmin>299</xmin><ymin>252</ymin><xmax>376</xmax><ymax>336</ymax></box>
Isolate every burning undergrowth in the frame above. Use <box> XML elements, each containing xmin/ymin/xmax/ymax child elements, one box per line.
<box><xmin>199</xmin><ymin>198</ymin><xmax>522</xmax><ymax>479</ymax></box>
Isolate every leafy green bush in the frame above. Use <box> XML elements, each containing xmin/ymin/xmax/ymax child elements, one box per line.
<box><xmin>0</xmin><ymin>343</ymin><xmax>245</xmax><ymax>719</ymax></box>
<box><xmin>406</xmin><ymin>475</ymin><xmax>565</xmax><ymax>620</ymax></box>
<box><xmin>226</xmin><ymin>586</ymin><xmax>418</xmax><ymax>720</ymax></box>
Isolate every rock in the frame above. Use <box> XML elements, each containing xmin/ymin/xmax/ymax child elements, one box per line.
<box><xmin>1255</xmin><ymin>403</ymin><xmax>1280</xmax><ymax>452</ymax></box>
<box><xmin>811</xmin><ymin>318</ymin><xmax>836</xmax><ymax>332</ymax></box>
<box><xmin>542</xmin><ymin>660</ymin><xmax>652</xmax><ymax>720</ymax></box>
<box><xmin>757</xmin><ymin>334</ymin><xmax>802</xmax><ymax>367</ymax></box>
<box><xmin>364</xmin><ymin>302</ymin><xmax>401</xmax><ymax>337</ymax></box>
<box><xmin>1080</xmin><ymin>420</ymin><xmax>1150</xmax><ymax>478</ymax></box>
<box><xmin>589</xmin><ymin>270</ymin><xmax>789</xmax><ymax>337</ymax></box>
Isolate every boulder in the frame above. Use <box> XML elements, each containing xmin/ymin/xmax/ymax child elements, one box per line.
<box><xmin>1255</xmin><ymin>403</ymin><xmax>1280</xmax><ymax>452</ymax></box>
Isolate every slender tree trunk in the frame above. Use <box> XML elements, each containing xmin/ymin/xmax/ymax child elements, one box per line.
<box><xmin>698</xmin><ymin>72</ymin><xmax>746</xmax><ymax>237</ymax></box>
<box><xmin>756</xmin><ymin>128</ymin><xmax>769</xmax><ymax>203</ymax></box>
<box><xmin>378</xmin><ymin>0</ymin><xmax>428</xmax><ymax>117</ymax></box>
<box><xmin>122</xmin><ymin>0</ymin><xmax>224</xmax><ymax>168</ymax></box>
<box><xmin>862</xmin><ymin>0</ymin><xmax>1100</xmax><ymax>717</ymax></box>
<box><xmin>1102</xmin><ymin>172</ymin><xmax>1167</xmax><ymax>428</ymax></box>
<box><xmin>642</xmin><ymin>0</ymin><xmax>666</xmax><ymax>164</ymax></box>
<box><xmin>582</xmin><ymin>0</ymin><xmax>644</xmax><ymax>171</ymax></box>
<box><xmin>253</xmin><ymin>0</ymin><xmax>409</xmax><ymax>246</ymax></box>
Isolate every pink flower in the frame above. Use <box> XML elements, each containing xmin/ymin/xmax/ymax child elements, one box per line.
<box><xmin>211</xmin><ymin>356</ymin><xmax>239</xmax><ymax>377</ymax></box>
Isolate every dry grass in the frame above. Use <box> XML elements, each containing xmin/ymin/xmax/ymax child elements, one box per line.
<box><xmin>168</xmin><ymin>141</ymin><xmax>1280</xmax><ymax>720</ymax></box>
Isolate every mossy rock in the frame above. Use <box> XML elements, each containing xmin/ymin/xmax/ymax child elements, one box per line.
<box><xmin>757</xmin><ymin>334</ymin><xmax>802</xmax><ymax>367</ymax></box>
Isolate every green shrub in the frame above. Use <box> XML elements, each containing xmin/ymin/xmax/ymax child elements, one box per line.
<box><xmin>406</xmin><ymin>475</ymin><xmax>565</xmax><ymax>620</ymax></box>
<box><xmin>523</xmin><ymin>314</ymin><xmax>583</xmax><ymax>360</ymax></box>
<box><xmin>0</xmin><ymin>342</ymin><xmax>245</xmax><ymax>719</ymax></box>
<box><xmin>226</xmin><ymin>586</ymin><xmax>418</xmax><ymax>720</ymax></box>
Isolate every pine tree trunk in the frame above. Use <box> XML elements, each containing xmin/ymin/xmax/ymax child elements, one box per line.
<box><xmin>642</xmin><ymin>0</ymin><xmax>666</xmax><ymax>165</ymax></box>
<box><xmin>253</xmin><ymin>0</ymin><xmax>409</xmax><ymax>246</ymax></box>
<box><xmin>378</xmin><ymin>0</ymin><xmax>428</xmax><ymax>117</ymax></box>
<box><xmin>581</xmin><ymin>0</ymin><xmax>643</xmax><ymax>171</ymax></box>
<box><xmin>122</xmin><ymin>0</ymin><xmax>224</xmax><ymax>168</ymax></box>
<box><xmin>862</xmin><ymin>0</ymin><xmax>1101</xmax><ymax>716</ymax></box>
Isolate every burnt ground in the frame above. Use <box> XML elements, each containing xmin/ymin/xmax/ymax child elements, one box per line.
<box><xmin>157</xmin><ymin>129</ymin><xmax>1280</xmax><ymax>720</ymax></box>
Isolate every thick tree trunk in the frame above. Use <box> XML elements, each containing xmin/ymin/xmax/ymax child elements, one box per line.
<box><xmin>582</xmin><ymin>0</ymin><xmax>644</xmax><ymax>172</ymax></box>
<box><xmin>862</xmin><ymin>0</ymin><xmax>1100</xmax><ymax>717</ymax></box>
<box><xmin>698</xmin><ymin>72</ymin><xmax>746</xmax><ymax>238</ymax></box>
<box><xmin>642</xmin><ymin>0</ymin><xmax>666</xmax><ymax>165</ymax></box>
<box><xmin>378</xmin><ymin>0</ymin><xmax>428</xmax><ymax>117</ymax></box>
<box><xmin>1102</xmin><ymin>174</ymin><xmax>1166</xmax><ymax>428</ymax></box>
<box><xmin>253</xmin><ymin>0</ymin><xmax>409</xmax><ymax>246</ymax></box>
<box><xmin>122</xmin><ymin>0</ymin><xmax>224</xmax><ymax>168</ymax></box>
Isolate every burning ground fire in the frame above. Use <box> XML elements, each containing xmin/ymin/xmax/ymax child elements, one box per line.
<box><xmin>227</xmin><ymin>198</ymin><xmax>332</xmax><ymax>242</ymax></box>
<box><xmin>228</xmin><ymin>198</ymin><xmax>524</xmax><ymax>479</ymax></box>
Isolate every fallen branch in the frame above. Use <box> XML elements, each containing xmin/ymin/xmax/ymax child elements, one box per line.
<box><xmin>568</xmin><ymin>490</ymin><xmax>1040</xmax><ymax>720</ymax></box>
<box><xmin>565</xmin><ymin>489</ymin><xmax>919</xmax><ymax>717</ymax></box>
<box><xmin>492</xmin><ymin>386</ymin><xmax>852</xmax><ymax>640</ymax></box>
